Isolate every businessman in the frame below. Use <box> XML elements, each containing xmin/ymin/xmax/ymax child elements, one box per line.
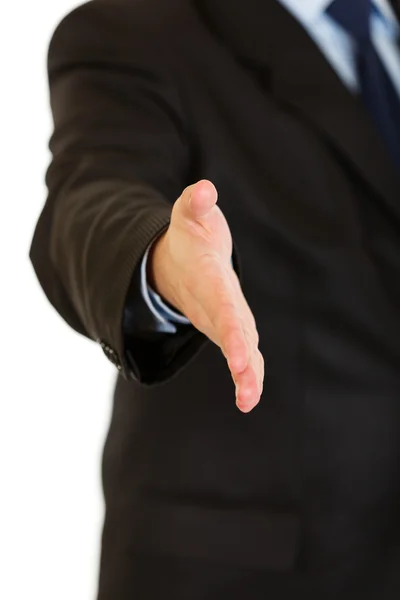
<box><xmin>31</xmin><ymin>0</ymin><xmax>400</xmax><ymax>598</ymax></box>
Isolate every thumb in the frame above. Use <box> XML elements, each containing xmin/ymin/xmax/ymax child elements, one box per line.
<box><xmin>177</xmin><ymin>180</ymin><xmax>218</xmax><ymax>221</ymax></box>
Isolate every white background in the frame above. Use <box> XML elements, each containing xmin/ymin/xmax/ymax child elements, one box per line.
<box><xmin>1</xmin><ymin>2</ymin><xmax>114</xmax><ymax>599</ymax></box>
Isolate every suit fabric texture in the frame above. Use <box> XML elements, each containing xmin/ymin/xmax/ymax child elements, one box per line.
<box><xmin>30</xmin><ymin>0</ymin><xmax>400</xmax><ymax>597</ymax></box>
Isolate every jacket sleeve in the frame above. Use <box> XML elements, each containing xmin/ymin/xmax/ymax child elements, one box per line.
<box><xmin>29</xmin><ymin>0</ymin><xmax>207</xmax><ymax>383</ymax></box>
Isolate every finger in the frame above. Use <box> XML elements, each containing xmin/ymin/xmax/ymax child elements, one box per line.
<box><xmin>182</xmin><ymin>261</ymin><xmax>262</xmax><ymax>411</ymax></box>
<box><xmin>191</xmin><ymin>286</ymin><xmax>262</xmax><ymax>411</ymax></box>
<box><xmin>250</xmin><ymin>348</ymin><xmax>264</xmax><ymax>399</ymax></box>
<box><xmin>185</xmin><ymin>256</ymin><xmax>249</xmax><ymax>373</ymax></box>
<box><xmin>195</xmin><ymin>288</ymin><xmax>249</xmax><ymax>374</ymax></box>
<box><xmin>233</xmin><ymin>295</ymin><xmax>260</xmax><ymax>384</ymax></box>
<box><xmin>258</xmin><ymin>350</ymin><xmax>265</xmax><ymax>395</ymax></box>
<box><xmin>228</xmin><ymin>282</ymin><xmax>264</xmax><ymax>409</ymax></box>
<box><xmin>242</xmin><ymin>321</ymin><xmax>264</xmax><ymax>393</ymax></box>
<box><xmin>230</xmin><ymin>273</ymin><xmax>259</xmax><ymax>346</ymax></box>
<box><xmin>182</xmin><ymin>285</ymin><xmax>250</xmax><ymax>399</ymax></box>
<box><xmin>212</xmin><ymin>262</ymin><xmax>261</xmax><ymax>407</ymax></box>
<box><xmin>223</xmin><ymin>320</ymin><xmax>250</xmax><ymax>376</ymax></box>
<box><xmin>178</xmin><ymin>274</ymin><xmax>246</xmax><ymax>372</ymax></box>
<box><xmin>177</xmin><ymin>180</ymin><xmax>218</xmax><ymax>221</ymax></box>
<box><xmin>209</xmin><ymin>293</ymin><xmax>249</xmax><ymax>375</ymax></box>
<box><xmin>237</xmin><ymin>326</ymin><xmax>263</xmax><ymax>410</ymax></box>
<box><xmin>235</xmin><ymin>364</ymin><xmax>260</xmax><ymax>413</ymax></box>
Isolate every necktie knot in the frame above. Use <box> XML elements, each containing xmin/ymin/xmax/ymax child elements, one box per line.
<box><xmin>327</xmin><ymin>0</ymin><xmax>372</xmax><ymax>44</ymax></box>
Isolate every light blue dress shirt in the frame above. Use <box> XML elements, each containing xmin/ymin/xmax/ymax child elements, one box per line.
<box><xmin>141</xmin><ymin>0</ymin><xmax>400</xmax><ymax>333</ymax></box>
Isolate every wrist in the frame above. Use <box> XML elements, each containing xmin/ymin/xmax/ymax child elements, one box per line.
<box><xmin>147</xmin><ymin>230</ymin><xmax>182</xmax><ymax>313</ymax></box>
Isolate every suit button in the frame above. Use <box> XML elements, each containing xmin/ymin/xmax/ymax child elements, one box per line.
<box><xmin>99</xmin><ymin>340</ymin><xmax>122</xmax><ymax>371</ymax></box>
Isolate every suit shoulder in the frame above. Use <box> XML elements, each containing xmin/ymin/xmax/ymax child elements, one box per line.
<box><xmin>48</xmin><ymin>0</ymin><xmax>196</xmax><ymax>70</ymax></box>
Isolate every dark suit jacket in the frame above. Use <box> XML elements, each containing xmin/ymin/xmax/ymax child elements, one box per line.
<box><xmin>30</xmin><ymin>1</ymin><xmax>400</xmax><ymax>598</ymax></box>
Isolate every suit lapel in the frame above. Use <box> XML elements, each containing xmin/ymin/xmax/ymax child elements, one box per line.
<box><xmin>196</xmin><ymin>0</ymin><xmax>400</xmax><ymax>222</ymax></box>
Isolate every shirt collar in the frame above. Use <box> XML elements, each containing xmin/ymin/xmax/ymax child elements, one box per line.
<box><xmin>279</xmin><ymin>0</ymin><xmax>399</xmax><ymax>29</ymax></box>
<box><xmin>277</xmin><ymin>0</ymin><xmax>335</xmax><ymax>25</ymax></box>
<box><xmin>373</xmin><ymin>0</ymin><xmax>399</xmax><ymax>36</ymax></box>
